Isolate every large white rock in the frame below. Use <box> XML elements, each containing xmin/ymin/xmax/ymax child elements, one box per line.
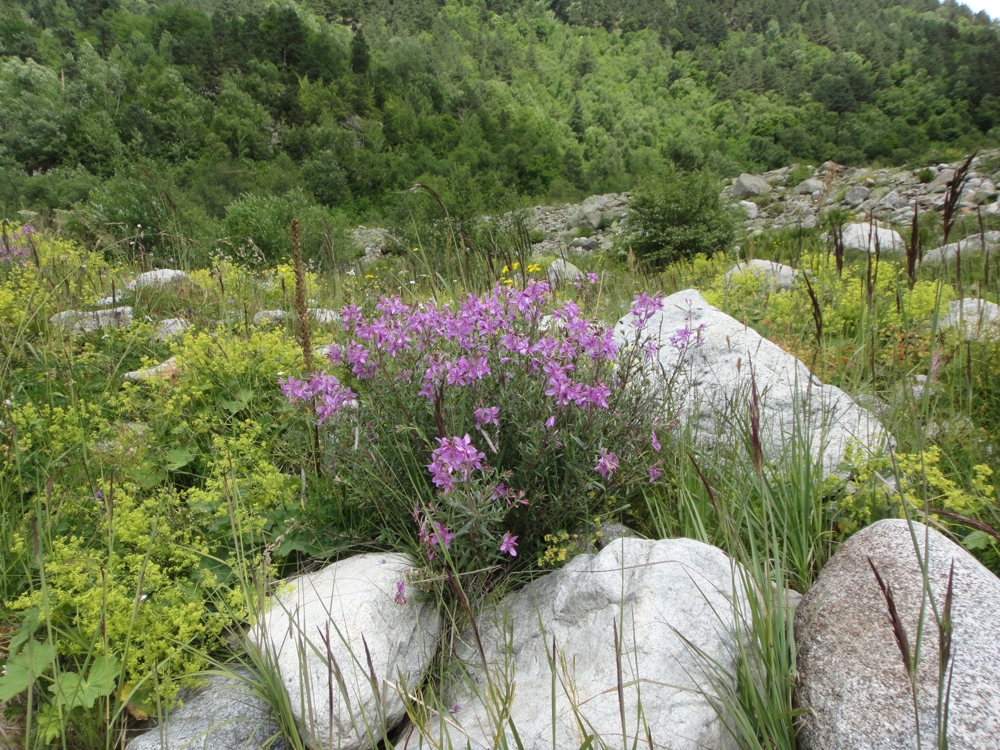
<box><xmin>921</xmin><ymin>231</ymin><xmax>1000</xmax><ymax>265</ymax></box>
<box><xmin>723</xmin><ymin>259</ymin><xmax>799</xmax><ymax>291</ymax></box>
<box><xmin>405</xmin><ymin>537</ymin><xmax>745</xmax><ymax>750</ymax></box>
<box><xmin>841</xmin><ymin>223</ymin><xmax>905</xmax><ymax>254</ymax></box>
<box><xmin>732</xmin><ymin>173</ymin><xmax>772</xmax><ymax>199</ymax></box>
<box><xmin>155</xmin><ymin>318</ymin><xmax>190</xmax><ymax>342</ymax></box>
<box><xmin>738</xmin><ymin>199</ymin><xmax>759</xmax><ymax>219</ymax></box>
<box><xmin>795</xmin><ymin>519</ymin><xmax>1000</xmax><ymax>750</ymax></box>
<box><xmin>614</xmin><ymin>290</ymin><xmax>891</xmax><ymax>476</ymax></box>
<box><xmin>127</xmin><ymin>269</ymin><xmax>192</xmax><ymax>290</ymax></box>
<box><xmin>127</xmin><ymin>668</ymin><xmax>283</xmax><ymax>750</ymax></box>
<box><xmin>546</xmin><ymin>258</ymin><xmax>584</xmax><ymax>287</ymax></box>
<box><xmin>940</xmin><ymin>298</ymin><xmax>1000</xmax><ymax>341</ymax></box>
<box><xmin>250</xmin><ymin>553</ymin><xmax>440</xmax><ymax>750</ymax></box>
<box><xmin>49</xmin><ymin>306</ymin><xmax>133</xmax><ymax>333</ymax></box>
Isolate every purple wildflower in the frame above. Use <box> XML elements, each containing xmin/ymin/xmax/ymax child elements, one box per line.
<box><xmin>431</xmin><ymin>521</ymin><xmax>455</xmax><ymax>550</ymax></box>
<box><xmin>474</xmin><ymin>406</ymin><xmax>500</xmax><ymax>429</ymax></box>
<box><xmin>394</xmin><ymin>579</ymin><xmax>407</xmax><ymax>605</ymax></box>
<box><xmin>594</xmin><ymin>448</ymin><xmax>618</xmax><ymax>478</ymax></box>
<box><xmin>630</xmin><ymin>292</ymin><xmax>664</xmax><ymax>330</ymax></box>
<box><xmin>428</xmin><ymin>435</ymin><xmax>485</xmax><ymax>493</ymax></box>
<box><xmin>651</xmin><ymin>431</ymin><xmax>661</xmax><ymax>452</ymax></box>
<box><xmin>648</xmin><ymin>466</ymin><xmax>663</xmax><ymax>482</ymax></box>
<box><xmin>499</xmin><ymin>532</ymin><xmax>519</xmax><ymax>557</ymax></box>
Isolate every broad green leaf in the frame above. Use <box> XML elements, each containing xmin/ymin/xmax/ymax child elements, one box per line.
<box><xmin>50</xmin><ymin>655</ymin><xmax>120</xmax><ymax>710</ymax></box>
<box><xmin>0</xmin><ymin>641</ymin><xmax>57</xmax><ymax>701</ymax></box>
<box><xmin>166</xmin><ymin>446</ymin><xmax>196</xmax><ymax>471</ymax></box>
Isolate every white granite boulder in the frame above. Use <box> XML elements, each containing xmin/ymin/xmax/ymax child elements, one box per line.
<box><xmin>795</xmin><ymin>519</ymin><xmax>1000</xmax><ymax>750</ymax></box>
<box><xmin>50</xmin><ymin>306</ymin><xmax>133</xmax><ymax>333</ymax></box>
<box><xmin>250</xmin><ymin>553</ymin><xmax>440</xmax><ymax>750</ymax></box>
<box><xmin>940</xmin><ymin>298</ymin><xmax>1000</xmax><ymax>341</ymax></box>
<box><xmin>840</xmin><ymin>223</ymin><xmax>904</xmax><ymax>255</ymax></box>
<box><xmin>405</xmin><ymin>537</ymin><xmax>746</xmax><ymax>750</ymax></box>
<box><xmin>127</xmin><ymin>269</ymin><xmax>193</xmax><ymax>291</ymax></box>
<box><xmin>614</xmin><ymin>290</ymin><xmax>891</xmax><ymax>477</ymax></box>
<box><xmin>738</xmin><ymin>199</ymin><xmax>759</xmax><ymax>219</ymax></box>
<box><xmin>921</xmin><ymin>231</ymin><xmax>1000</xmax><ymax>265</ymax></box>
<box><xmin>723</xmin><ymin>259</ymin><xmax>799</xmax><ymax>291</ymax></box>
<box><xmin>732</xmin><ymin>173</ymin><xmax>772</xmax><ymax>199</ymax></box>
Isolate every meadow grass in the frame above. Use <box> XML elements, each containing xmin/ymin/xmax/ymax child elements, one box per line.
<box><xmin>0</xmin><ymin>212</ymin><xmax>998</xmax><ymax>749</ymax></box>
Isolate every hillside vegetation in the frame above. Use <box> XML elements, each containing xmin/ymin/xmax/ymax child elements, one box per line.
<box><xmin>1</xmin><ymin>0</ymin><xmax>999</xmax><ymax>264</ymax></box>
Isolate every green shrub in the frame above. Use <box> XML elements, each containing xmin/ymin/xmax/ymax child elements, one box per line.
<box><xmin>917</xmin><ymin>167</ymin><xmax>935</xmax><ymax>183</ymax></box>
<box><xmin>625</xmin><ymin>168</ymin><xmax>736</xmax><ymax>268</ymax></box>
<box><xmin>223</xmin><ymin>189</ymin><xmax>333</xmax><ymax>266</ymax></box>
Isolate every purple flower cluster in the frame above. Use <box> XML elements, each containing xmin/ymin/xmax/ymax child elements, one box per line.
<box><xmin>630</xmin><ymin>292</ymin><xmax>665</xmax><ymax>331</ymax></box>
<box><xmin>316</xmin><ymin>281</ymin><xmax>619</xmax><ymax>417</ymax></box>
<box><xmin>427</xmin><ymin>434</ymin><xmax>485</xmax><ymax>493</ymax></box>
<box><xmin>1</xmin><ymin>224</ymin><xmax>34</xmax><ymax>263</ymax></box>
<box><xmin>280</xmin><ymin>373</ymin><xmax>358</xmax><ymax>424</ymax></box>
<box><xmin>669</xmin><ymin>322</ymin><xmax>707</xmax><ymax>353</ymax></box>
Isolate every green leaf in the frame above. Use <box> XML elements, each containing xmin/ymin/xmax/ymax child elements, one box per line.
<box><xmin>0</xmin><ymin>640</ymin><xmax>57</xmax><ymax>701</ymax></box>
<box><xmin>166</xmin><ymin>446</ymin><xmax>196</xmax><ymax>471</ymax></box>
<box><xmin>132</xmin><ymin>460</ymin><xmax>167</xmax><ymax>488</ymax></box>
<box><xmin>50</xmin><ymin>655</ymin><xmax>121</xmax><ymax>710</ymax></box>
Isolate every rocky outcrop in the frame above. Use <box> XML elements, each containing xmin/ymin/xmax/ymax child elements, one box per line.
<box><xmin>249</xmin><ymin>553</ymin><xmax>440</xmax><ymax>750</ymax></box>
<box><xmin>50</xmin><ymin>306</ymin><xmax>133</xmax><ymax>334</ymax></box>
<box><xmin>404</xmin><ymin>537</ymin><xmax>746</xmax><ymax>750</ymax></box>
<box><xmin>795</xmin><ymin>519</ymin><xmax>1000</xmax><ymax>750</ymax></box>
<box><xmin>127</xmin><ymin>669</ymin><xmax>283</xmax><ymax>750</ymax></box>
<box><xmin>614</xmin><ymin>290</ymin><xmax>892</xmax><ymax>477</ymax></box>
<box><xmin>723</xmin><ymin>259</ymin><xmax>798</xmax><ymax>291</ymax></box>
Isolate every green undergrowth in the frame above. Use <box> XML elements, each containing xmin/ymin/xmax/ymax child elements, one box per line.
<box><xmin>0</xmin><ymin>214</ymin><xmax>997</xmax><ymax>749</ymax></box>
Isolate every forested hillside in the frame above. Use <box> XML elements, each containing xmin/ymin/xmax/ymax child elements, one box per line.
<box><xmin>1</xmin><ymin>0</ymin><xmax>999</xmax><ymax>262</ymax></box>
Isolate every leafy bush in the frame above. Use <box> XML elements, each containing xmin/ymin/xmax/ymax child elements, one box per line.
<box><xmin>223</xmin><ymin>190</ymin><xmax>334</xmax><ymax>266</ymax></box>
<box><xmin>917</xmin><ymin>167</ymin><xmax>935</xmax><ymax>183</ymax></box>
<box><xmin>625</xmin><ymin>168</ymin><xmax>736</xmax><ymax>268</ymax></box>
<box><xmin>281</xmin><ymin>283</ymin><xmax>672</xmax><ymax>608</ymax></box>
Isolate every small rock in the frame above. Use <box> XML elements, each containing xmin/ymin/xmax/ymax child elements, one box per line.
<box><xmin>794</xmin><ymin>178</ymin><xmax>825</xmax><ymax>195</ymax></box>
<box><xmin>570</xmin><ymin>236</ymin><xmax>599</xmax><ymax>250</ymax></box>
<box><xmin>50</xmin><ymin>307</ymin><xmax>134</xmax><ymax>334</ymax></box>
<box><xmin>878</xmin><ymin>190</ymin><xmax>907</xmax><ymax>209</ymax></box>
<box><xmin>155</xmin><ymin>318</ymin><xmax>189</xmax><ymax>342</ymax></box>
<box><xmin>723</xmin><ymin>259</ymin><xmax>799</xmax><ymax>291</ymax></box>
<box><xmin>795</xmin><ymin>519</ymin><xmax>1000</xmax><ymax>750</ymax></box>
<box><xmin>738</xmin><ymin>200</ymin><xmax>759</xmax><ymax>219</ymax></box>
<box><xmin>308</xmin><ymin>308</ymin><xmax>339</xmax><ymax>325</ymax></box>
<box><xmin>126</xmin><ymin>668</ymin><xmax>284</xmax><ymax>750</ymax></box>
<box><xmin>546</xmin><ymin>258</ymin><xmax>584</xmax><ymax>287</ymax></box>
<box><xmin>253</xmin><ymin>309</ymin><xmax>340</xmax><ymax>326</ymax></box>
<box><xmin>252</xmin><ymin>310</ymin><xmax>287</xmax><ymax>326</ymax></box>
<box><xmin>124</xmin><ymin>357</ymin><xmax>180</xmax><ymax>383</ymax></box>
<box><xmin>127</xmin><ymin>269</ymin><xmax>192</xmax><ymax>291</ymax></box>
<box><xmin>732</xmin><ymin>173</ymin><xmax>772</xmax><ymax>199</ymax></box>
<box><xmin>927</xmin><ymin>168</ymin><xmax>956</xmax><ymax>193</ymax></box>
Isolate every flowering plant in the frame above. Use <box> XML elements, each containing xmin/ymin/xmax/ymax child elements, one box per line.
<box><xmin>282</xmin><ymin>281</ymin><xmax>671</xmax><ymax>600</ymax></box>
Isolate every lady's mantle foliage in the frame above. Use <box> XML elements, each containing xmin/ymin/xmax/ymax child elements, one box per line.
<box><xmin>281</xmin><ymin>281</ymin><xmax>671</xmax><ymax>580</ymax></box>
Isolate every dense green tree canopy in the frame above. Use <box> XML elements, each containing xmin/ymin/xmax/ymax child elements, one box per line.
<box><xmin>1</xmin><ymin>0</ymin><xmax>997</xmax><ymax>258</ymax></box>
